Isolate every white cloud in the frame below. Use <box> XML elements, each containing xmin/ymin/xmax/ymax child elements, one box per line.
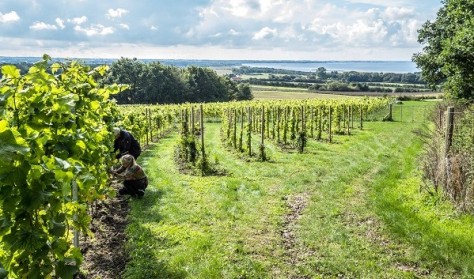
<box><xmin>211</xmin><ymin>0</ymin><xmax>297</xmax><ymax>21</ymax></box>
<box><xmin>344</xmin><ymin>0</ymin><xmax>413</xmax><ymax>7</ymax></box>
<box><xmin>0</xmin><ymin>11</ymin><xmax>20</xmax><ymax>23</ymax></box>
<box><xmin>383</xmin><ymin>7</ymin><xmax>415</xmax><ymax>21</ymax></box>
<box><xmin>253</xmin><ymin>27</ymin><xmax>277</xmax><ymax>40</ymax></box>
<box><xmin>119</xmin><ymin>23</ymin><xmax>130</xmax><ymax>30</ymax></box>
<box><xmin>229</xmin><ymin>29</ymin><xmax>240</xmax><ymax>35</ymax></box>
<box><xmin>56</xmin><ymin>18</ymin><xmax>65</xmax><ymax>29</ymax></box>
<box><xmin>30</xmin><ymin>21</ymin><xmax>58</xmax><ymax>31</ymax></box>
<box><xmin>106</xmin><ymin>8</ymin><xmax>128</xmax><ymax>19</ymax></box>
<box><xmin>0</xmin><ymin>0</ymin><xmax>443</xmax><ymax>60</ymax></box>
<box><xmin>222</xmin><ymin>0</ymin><xmax>254</xmax><ymax>17</ymax></box>
<box><xmin>388</xmin><ymin>19</ymin><xmax>420</xmax><ymax>46</ymax></box>
<box><xmin>69</xmin><ymin>16</ymin><xmax>88</xmax><ymax>25</ymax></box>
<box><xmin>74</xmin><ymin>24</ymin><xmax>114</xmax><ymax>36</ymax></box>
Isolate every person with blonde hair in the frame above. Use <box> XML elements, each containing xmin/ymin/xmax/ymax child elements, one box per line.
<box><xmin>110</xmin><ymin>154</ymin><xmax>148</xmax><ymax>198</ymax></box>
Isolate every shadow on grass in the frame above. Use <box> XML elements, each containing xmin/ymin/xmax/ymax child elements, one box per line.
<box><xmin>373</xmin><ymin>164</ymin><xmax>474</xmax><ymax>276</ymax></box>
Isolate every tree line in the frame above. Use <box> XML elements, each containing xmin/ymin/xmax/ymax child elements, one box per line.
<box><xmin>0</xmin><ymin>58</ymin><xmax>253</xmax><ymax>105</ymax></box>
<box><xmin>233</xmin><ymin>66</ymin><xmax>426</xmax><ymax>84</ymax></box>
<box><xmin>230</xmin><ymin>66</ymin><xmax>432</xmax><ymax>93</ymax></box>
<box><xmin>102</xmin><ymin>58</ymin><xmax>252</xmax><ymax>104</ymax></box>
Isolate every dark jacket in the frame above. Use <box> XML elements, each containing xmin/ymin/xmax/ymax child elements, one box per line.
<box><xmin>114</xmin><ymin>130</ymin><xmax>141</xmax><ymax>159</ymax></box>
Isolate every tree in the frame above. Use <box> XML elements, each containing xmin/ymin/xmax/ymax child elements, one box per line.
<box><xmin>185</xmin><ymin>66</ymin><xmax>230</xmax><ymax>102</ymax></box>
<box><xmin>104</xmin><ymin>57</ymin><xmax>147</xmax><ymax>103</ymax></box>
<box><xmin>413</xmin><ymin>0</ymin><xmax>474</xmax><ymax>100</ymax></box>
<box><xmin>315</xmin><ymin>67</ymin><xmax>328</xmax><ymax>80</ymax></box>
<box><xmin>236</xmin><ymin>83</ymin><xmax>253</xmax><ymax>100</ymax></box>
<box><xmin>144</xmin><ymin>63</ymin><xmax>190</xmax><ymax>104</ymax></box>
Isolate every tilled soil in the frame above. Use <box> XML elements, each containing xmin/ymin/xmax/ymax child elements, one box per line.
<box><xmin>75</xmin><ymin>192</ymin><xmax>130</xmax><ymax>279</ymax></box>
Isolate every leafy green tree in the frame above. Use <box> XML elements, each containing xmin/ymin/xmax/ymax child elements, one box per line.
<box><xmin>105</xmin><ymin>57</ymin><xmax>147</xmax><ymax>103</ymax></box>
<box><xmin>143</xmin><ymin>62</ymin><xmax>190</xmax><ymax>104</ymax></box>
<box><xmin>185</xmin><ymin>66</ymin><xmax>230</xmax><ymax>102</ymax></box>
<box><xmin>413</xmin><ymin>0</ymin><xmax>474</xmax><ymax>100</ymax></box>
<box><xmin>236</xmin><ymin>83</ymin><xmax>253</xmax><ymax>100</ymax></box>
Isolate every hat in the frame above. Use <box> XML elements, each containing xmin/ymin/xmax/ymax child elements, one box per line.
<box><xmin>113</xmin><ymin>127</ymin><xmax>120</xmax><ymax>137</ymax></box>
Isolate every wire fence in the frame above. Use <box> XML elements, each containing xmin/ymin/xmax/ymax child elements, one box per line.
<box><xmin>452</xmin><ymin>111</ymin><xmax>474</xmax><ymax>144</ymax></box>
<box><xmin>433</xmin><ymin>106</ymin><xmax>474</xmax><ymax>151</ymax></box>
<box><xmin>390</xmin><ymin>103</ymin><xmax>433</xmax><ymax>123</ymax></box>
<box><xmin>386</xmin><ymin>103</ymin><xmax>473</xmax><ymax>152</ymax></box>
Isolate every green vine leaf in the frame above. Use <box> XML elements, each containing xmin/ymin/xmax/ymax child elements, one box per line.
<box><xmin>0</xmin><ymin>56</ymin><xmax>121</xmax><ymax>278</ymax></box>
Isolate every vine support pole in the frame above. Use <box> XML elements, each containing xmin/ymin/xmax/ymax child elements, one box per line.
<box><xmin>148</xmin><ymin>108</ymin><xmax>153</xmax><ymax>143</ymax></box>
<box><xmin>328</xmin><ymin>106</ymin><xmax>332</xmax><ymax>143</ymax></box>
<box><xmin>145</xmin><ymin>108</ymin><xmax>149</xmax><ymax>146</ymax></box>
<box><xmin>347</xmin><ymin>105</ymin><xmax>350</xmax><ymax>135</ymax></box>
<box><xmin>72</xmin><ymin>181</ymin><xmax>79</xmax><ymax>248</ymax></box>
<box><xmin>200</xmin><ymin>104</ymin><xmax>205</xmax><ymax>159</ymax></box>
<box><xmin>248</xmin><ymin>106</ymin><xmax>252</xmax><ymax>156</ymax></box>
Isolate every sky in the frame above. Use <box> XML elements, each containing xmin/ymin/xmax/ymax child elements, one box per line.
<box><xmin>0</xmin><ymin>0</ymin><xmax>443</xmax><ymax>61</ymax></box>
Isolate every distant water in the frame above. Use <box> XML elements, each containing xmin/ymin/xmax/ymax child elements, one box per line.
<box><xmin>0</xmin><ymin>57</ymin><xmax>418</xmax><ymax>73</ymax></box>
<box><xmin>241</xmin><ymin>61</ymin><xmax>419</xmax><ymax>73</ymax></box>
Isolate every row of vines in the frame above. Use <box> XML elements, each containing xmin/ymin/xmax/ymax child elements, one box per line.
<box><xmin>0</xmin><ymin>56</ymin><xmax>126</xmax><ymax>278</ymax></box>
<box><xmin>118</xmin><ymin>98</ymin><xmax>389</xmax><ymax>168</ymax></box>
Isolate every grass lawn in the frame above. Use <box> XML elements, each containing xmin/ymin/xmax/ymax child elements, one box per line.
<box><xmin>124</xmin><ymin>101</ymin><xmax>474</xmax><ymax>278</ymax></box>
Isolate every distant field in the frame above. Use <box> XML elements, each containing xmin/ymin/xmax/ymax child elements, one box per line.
<box><xmin>251</xmin><ymin>85</ymin><xmax>443</xmax><ymax>100</ymax></box>
<box><xmin>251</xmin><ymin>85</ymin><xmax>358</xmax><ymax>100</ymax></box>
<box><xmin>212</xmin><ymin>67</ymin><xmax>234</xmax><ymax>75</ymax></box>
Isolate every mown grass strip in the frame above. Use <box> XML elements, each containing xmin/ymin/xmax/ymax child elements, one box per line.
<box><xmin>124</xmin><ymin>101</ymin><xmax>474</xmax><ymax>279</ymax></box>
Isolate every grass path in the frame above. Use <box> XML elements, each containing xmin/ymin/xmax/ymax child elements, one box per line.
<box><xmin>124</xmin><ymin>102</ymin><xmax>474</xmax><ymax>278</ymax></box>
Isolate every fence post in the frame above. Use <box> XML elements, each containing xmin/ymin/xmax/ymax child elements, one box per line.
<box><xmin>445</xmin><ymin>106</ymin><xmax>455</xmax><ymax>153</ymax></box>
<box><xmin>388</xmin><ymin>103</ymin><xmax>393</xmax><ymax>121</ymax></box>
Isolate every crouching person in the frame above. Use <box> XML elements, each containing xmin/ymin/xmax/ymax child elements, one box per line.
<box><xmin>110</xmin><ymin>154</ymin><xmax>148</xmax><ymax>198</ymax></box>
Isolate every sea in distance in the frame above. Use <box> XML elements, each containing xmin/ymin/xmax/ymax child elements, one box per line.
<box><xmin>0</xmin><ymin>56</ymin><xmax>419</xmax><ymax>74</ymax></box>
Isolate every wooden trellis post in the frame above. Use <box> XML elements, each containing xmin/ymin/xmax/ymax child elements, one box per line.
<box><xmin>445</xmin><ymin>106</ymin><xmax>455</xmax><ymax>154</ymax></box>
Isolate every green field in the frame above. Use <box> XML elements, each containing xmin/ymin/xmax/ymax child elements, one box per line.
<box><xmin>250</xmin><ymin>85</ymin><xmax>442</xmax><ymax>100</ymax></box>
<box><xmin>122</xmin><ymin>101</ymin><xmax>474</xmax><ymax>278</ymax></box>
<box><xmin>250</xmin><ymin>85</ymin><xmax>357</xmax><ymax>100</ymax></box>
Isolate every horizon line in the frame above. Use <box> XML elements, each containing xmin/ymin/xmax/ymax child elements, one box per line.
<box><xmin>0</xmin><ymin>56</ymin><xmax>414</xmax><ymax>62</ymax></box>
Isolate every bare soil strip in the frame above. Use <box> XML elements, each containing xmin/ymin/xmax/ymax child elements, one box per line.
<box><xmin>281</xmin><ymin>193</ymin><xmax>314</xmax><ymax>266</ymax></box>
<box><xmin>76</xmin><ymin>195</ymin><xmax>130</xmax><ymax>279</ymax></box>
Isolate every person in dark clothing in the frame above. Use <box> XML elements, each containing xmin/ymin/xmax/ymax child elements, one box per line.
<box><xmin>113</xmin><ymin>127</ymin><xmax>141</xmax><ymax>159</ymax></box>
<box><xmin>109</xmin><ymin>154</ymin><xmax>148</xmax><ymax>198</ymax></box>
